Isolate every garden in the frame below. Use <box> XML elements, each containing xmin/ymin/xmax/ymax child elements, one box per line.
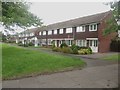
<box><xmin>52</xmin><ymin>42</ymin><xmax>92</xmax><ymax>55</ymax></box>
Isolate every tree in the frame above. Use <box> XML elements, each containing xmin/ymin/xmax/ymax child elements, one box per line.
<box><xmin>1</xmin><ymin>1</ymin><xmax>43</xmax><ymax>30</ymax></box>
<box><xmin>103</xmin><ymin>1</ymin><xmax>120</xmax><ymax>35</ymax></box>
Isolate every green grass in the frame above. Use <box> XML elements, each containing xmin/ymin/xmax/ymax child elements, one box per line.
<box><xmin>2</xmin><ymin>43</ymin><xmax>85</xmax><ymax>80</ymax></box>
<box><xmin>103</xmin><ymin>54</ymin><xmax>120</xmax><ymax>61</ymax></box>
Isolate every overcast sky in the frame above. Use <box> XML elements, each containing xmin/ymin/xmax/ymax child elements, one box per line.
<box><xmin>1</xmin><ymin>2</ymin><xmax>111</xmax><ymax>35</ymax></box>
<box><xmin>29</xmin><ymin>2</ymin><xmax>111</xmax><ymax>25</ymax></box>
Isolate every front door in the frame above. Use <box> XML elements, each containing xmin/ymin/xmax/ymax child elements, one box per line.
<box><xmin>88</xmin><ymin>40</ymin><xmax>98</xmax><ymax>53</ymax></box>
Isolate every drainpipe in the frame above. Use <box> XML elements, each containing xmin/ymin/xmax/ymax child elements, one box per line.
<box><xmin>72</xmin><ymin>27</ymin><xmax>76</xmax><ymax>45</ymax></box>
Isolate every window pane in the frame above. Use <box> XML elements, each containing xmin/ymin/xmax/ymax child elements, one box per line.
<box><xmin>59</xmin><ymin>29</ymin><xmax>63</xmax><ymax>34</ymax></box>
<box><xmin>54</xmin><ymin>30</ymin><xmax>57</xmax><ymax>34</ymax></box>
<box><xmin>94</xmin><ymin>25</ymin><xmax>97</xmax><ymax>30</ymax></box>
<box><xmin>66</xmin><ymin>28</ymin><xmax>72</xmax><ymax>33</ymax></box>
<box><xmin>90</xmin><ymin>40</ymin><xmax>92</xmax><ymax>46</ymax></box>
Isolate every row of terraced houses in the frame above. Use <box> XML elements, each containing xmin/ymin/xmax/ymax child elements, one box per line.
<box><xmin>16</xmin><ymin>11</ymin><xmax>117</xmax><ymax>53</ymax></box>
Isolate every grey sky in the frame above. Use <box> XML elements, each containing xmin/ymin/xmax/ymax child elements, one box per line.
<box><xmin>29</xmin><ymin>2</ymin><xmax>111</xmax><ymax>25</ymax></box>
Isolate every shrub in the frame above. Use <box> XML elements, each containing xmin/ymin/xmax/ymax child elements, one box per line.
<box><xmin>71</xmin><ymin>44</ymin><xmax>80</xmax><ymax>50</ymax></box>
<box><xmin>88</xmin><ymin>47</ymin><xmax>92</xmax><ymax>54</ymax></box>
<box><xmin>24</xmin><ymin>44</ymin><xmax>29</xmax><ymax>47</ymax></box>
<box><xmin>60</xmin><ymin>43</ymin><xmax>68</xmax><ymax>48</ymax></box>
<box><xmin>61</xmin><ymin>47</ymin><xmax>73</xmax><ymax>54</ymax></box>
<box><xmin>18</xmin><ymin>41</ymin><xmax>23</xmax><ymax>46</ymax></box>
<box><xmin>52</xmin><ymin>47</ymin><xmax>62</xmax><ymax>52</ymax></box>
<box><xmin>72</xmin><ymin>47</ymin><xmax>78</xmax><ymax>54</ymax></box>
<box><xmin>78</xmin><ymin>48</ymin><xmax>92</xmax><ymax>55</ymax></box>
<box><xmin>78</xmin><ymin>49</ymin><xmax>88</xmax><ymax>55</ymax></box>
<box><xmin>18</xmin><ymin>43</ymin><xmax>23</xmax><ymax>46</ymax></box>
<box><xmin>28</xmin><ymin>42</ymin><xmax>34</xmax><ymax>46</ymax></box>
<box><xmin>110</xmin><ymin>39</ymin><xmax>120</xmax><ymax>52</ymax></box>
<box><xmin>52</xmin><ymin>42</ymin><xmax>56</xmax><ymax>49</ymax></box>
<box><xmin>79</xmin><ymin>46</ymin><xmax>88</xmax><ymax>50</ymax></box>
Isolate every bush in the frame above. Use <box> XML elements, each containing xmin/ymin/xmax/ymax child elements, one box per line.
<box><xmin>24</xmin><ymin>44</ymin><xmax>29</xmax><ymax>47</ymax></box>
<box><xmin>18</xmin><ymin>43</ymin><xmax>23</xmax><ymax>46</ymax></box>
<box><xmin>61</xmin><ymin>47</ymin><xmax>73</xmax><ymax>54</ymax></box>
<box><xmin>60</xmin><ymin>43</ymin><xmax>68</xmax><ymax>48</ymax></box>
<box><xmin>71</xmin><ymin>44</ymin><xmax>80</xmax><ymax>50</ymax></box>
<box><xmin>18</xmin><ymin>41</ymin><xmax>23</xmax><ymax>46</ymax></box>
<box><xmin>88</xmin><ymin>47</ymin><xmax>92</xmax><ymax>54</ymax></box>
<box><xmin>78</xmin><ymin>48</ymin><xmax>92</xmax><ymax>55</ymax></box>
<box><xmin>28</xmin><ymin>42</ymin><xmax>34</xmax><ymax>46</ymax></box>
<box><xmin>110</xmin><ymin>39</ymin><xmax>120</xmax><ymax>52</ymax></box>
<box><xmin>79</xmin><ymin>46</ymin><xmax>88</xmax><ymax>50</ymax></box>
<box><xmin>72</xmin><ymin>47</ymin><xmax>78</xmax><ymax>54</ymax></box>
<box><xmin>52</xmin><ymin>42</ymin><xmax>56</xmax><ymax>49</ymax></box>
<box><xmin>52</xmin><ymin>47</ymin><xmax>62</xmax><ymax>52</ymax></box>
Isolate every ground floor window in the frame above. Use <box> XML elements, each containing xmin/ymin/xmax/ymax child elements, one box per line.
<box><xmin>65</xmin><ymin>40</ymin><xmax>72</xmax><ymax>46</ymax></box>
<box><xmin>77</xmin><ymin>40</ymin><xmax>86</xmax><ymax>47</ymax></box>
<box><xmin>48</xmin><ymin>39</ymin><xmax>52</xmax><ymax>45</ymax></box>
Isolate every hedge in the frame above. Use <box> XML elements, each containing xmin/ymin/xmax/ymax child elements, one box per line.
<box><xmin>110</xmin><ymin>40</ymin><xmax>120</xmax><ymax>52</ymax></box>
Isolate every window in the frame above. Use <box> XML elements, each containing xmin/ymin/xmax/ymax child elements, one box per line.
<box><xmin>65</xmin><ymin>40</ymin><xmax>72</xmax><ymax>46</ymax></box>
<box><xmin>93</xmin><ymin>40</ymin><xmax>98</xmax><ymax>47</ymax></box>
<box><xmin>66</xmin><ymin>28</ymin><xmax>72</xmax><ymax>33</ymax></box>
<box><xmin>48</xmin><ymin>39</ymin><xmax>52</xmax><ymax>45</ymax></box>
<box><xmin>39</xmin><ymin>32</ymin><xmax>41</xmax><ymax>35</ymax></box>
<box><xmin>89</xmin><ymin>40</ymin><xmax>92</xmax><ymax>46</ymax></box>
<box><xmin>54</xmin><ymin>30</ymin><xmax>57</xmax><ymax>34</ymax></box>
<box><xmin>77</xmin><ymin>40</ymin><xmax>86</xmax><ymax>47</ymax></box>
<box><xmin>76</xmin><ymin>26</ymin><xmax>85</xmax><ymax>32</ymax></box>
<box><xmin>89</xmin><ymin>24</ymin><xmax>97</xmax><ymax>31</ymax></box>
<box><xmin>48</xmin><ymin>30</ymin><xmax>52</xmax><ymax>35</ymax></box>
<box><xmin>43</xmin><ymin>31</ymin><xmax>46</xmax><ymax>35</ymax></box>
<box><xmin>59</xmin><ymin>29</ymin><xmax>63</xmax><ymax>34</ymax></box>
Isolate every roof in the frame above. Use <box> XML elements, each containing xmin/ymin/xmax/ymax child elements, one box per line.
<box><xmin>20</xmin><ymin>28</ymin><xmax>39</xmax><ymax>34</ymax></box>
<box><xmin>38</xmin><ymin>11</ymin><xmax>111</xmax><ymax>31</ymax></box>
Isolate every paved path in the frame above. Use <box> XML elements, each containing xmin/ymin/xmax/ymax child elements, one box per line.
<box><xmin>3</xmin><ymin>64</ymin><xmax>118</xmax><ymax>88</ymax></box>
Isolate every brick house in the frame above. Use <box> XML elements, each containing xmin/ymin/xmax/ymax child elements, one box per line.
<box><xmin>16</xmin><ymin>28</ymin><xmax>38</xmax><ymax>46</ymax></box>
<box><xmin>17</xmin><ymin>11</ymin><xmax>117</xmax><ymax>53</ymax></box>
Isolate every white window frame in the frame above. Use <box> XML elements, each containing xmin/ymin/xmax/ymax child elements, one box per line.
<box><xmin>77</xmin><ymin>40</ymin><xmax>86</xmax><ymax>47</ymax></box>
<box><xmin>54</xmin><ymin>30</ymin><xmax>57</xmax><ymax>34</ymax></box>
<box><xmin>66</xmin><ymin>28</ymin><xmax>72</xmax><ymax>33</ymax></box>
<box><xmin>43</xmin><ymin>31</ymin><xmax>46</xmax><ymax>35</ymax></box>
<box><xmin>89</xmin><ymin>23</ymin><xmax>97</xmax><ymax>31</ymax></box>
<box><xmin>39</xmin><ymin>32</ymin><xmax>41</xmax><ymax>35</ymax></box>
<box><xmin>48</xmin><ymin>30</ymin><xmax>52</xmax><ymax>35</ymax></box>
<box><xmin>59</xmin><ymin>29</ymin><xmax>63</xmax><ymax>34</ymax></box>
<box><xmin>76</xmin><ymin>26</ymin><xmax>85</xmax><ymax>32</ymax></box>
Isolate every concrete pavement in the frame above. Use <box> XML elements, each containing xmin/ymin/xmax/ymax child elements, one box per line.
<box><xmin>3</xmin><ymin>64</ymin><xmax>118</xmax><ymax>88</ymax></box>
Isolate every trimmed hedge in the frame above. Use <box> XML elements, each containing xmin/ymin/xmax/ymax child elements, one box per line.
<box><xmin>110</xmin><ymin>40</ymin><xmax>120</xmax><ymax>52</ymax></box>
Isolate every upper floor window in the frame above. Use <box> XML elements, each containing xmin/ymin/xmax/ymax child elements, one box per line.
<box><xmin>76</xmin><ymin>26</ymin><xmax>85</xmax><ymax>32</ymax></box>
<box><xmin>39</xmin><ymin>32</ymin><xmax>41</xmax><ymax>35</ymax></box>
<box><xmin>54</xmin><ymin>30</ymin><xmax>57</xmax><ymax>34</ymax></box>
<box><xmin>43</xmin><ymin>31</ymin><xmax>46</xmax><ymax>35</ymax></box>
<box><xmin>89</xmin><ymin>24</ymin><xmax>97</xmax><ymax>31</ymax></box>
<box><xmin>48</xmin><ymin>30</ymin><xmax>52</xmax><ymax>35</ymax></box>
<box><xmin>59</xmin><ymin>29</ymin><xmax>63</xmax><ymax>34</ymax></box>
<box><xmin>66</xmin><ymin>28</ymin><xmax>72</xmax><ymax>33</ymax></box>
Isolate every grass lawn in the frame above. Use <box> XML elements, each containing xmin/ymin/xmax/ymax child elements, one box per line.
<box><xmin>2</xmin><ymin>43</ymin><xmax>85</xmax><ymax>80</ymax></box>
<box><xmin>102</xmin><ymin>54</ymin><xmax>120</xmax><ymax>61</ymax></box>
